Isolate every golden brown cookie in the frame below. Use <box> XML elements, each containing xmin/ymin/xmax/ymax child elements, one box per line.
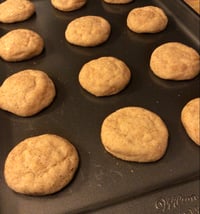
<box><xmin>65</xmin><ymin>15</ymin><xmax>111</xmax><ymax>47</ymax></box>
<box><xmin>79</xmin><ymin>56</ymin><xmax>131</xmax><ymax>96</ymax></box>
<box><xmin>181</xmin><ymin>98</ymin><xmax>200</xmax><ymax>146</ymax></box>
<box><xmin>101</xmin><ymin>107</ymin><xmax>169</xmax><ymax>162</ymax></box>
<box><xmin>0</xmin><ymin>0</ymin><xmax>35</xmax><ymax>23</ymax></box>
<box><xmin>0</xmin><ymin>69</ymin><xmax>56</xmax><ymax>117</ymax></box>
<box><xmin>150</xmin><ymin>42</ymin><xmax>200</xmax><ymax>80</ymax></box>
<box><xmin>4</xmin><ymin>134</ymin><xmax>79</xmax><ymax>196</ymax></box>
<box><xmin>127</xmin><ymin>6</ymin><xmax>168</xmax><ymax>33</ymax></box>
<box><xmin>0</xmin><ymin>29</ymin><xmax>44</xmax><ymax>62</ymax></box>
<box><xmin>51</xmin><ymin>0</ymin><xmax>87</xmax><ymax>11</ymax></box>
<box><xmin>103</xmin><ymin>0</ymin><xmax>133</xmax><ymax>4</ymax></box>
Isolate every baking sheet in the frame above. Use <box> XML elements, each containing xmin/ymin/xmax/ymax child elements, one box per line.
<box><xmin>0</xmin><ymin>0</ymin><xmax>199</xmax><ymax>213</ymax></box>
<box><xmin>93</xmin><ymin>179</ymin><xmax>200</xmax><ymax>214</ymax></box>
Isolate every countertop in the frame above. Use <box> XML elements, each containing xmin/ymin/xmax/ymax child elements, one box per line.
<box><xmin>184</xmin><ymin>0</ymin><xmax>200</xmax><ymax>13</ymax></box>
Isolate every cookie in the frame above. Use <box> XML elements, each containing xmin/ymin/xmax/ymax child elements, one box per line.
<box><xmin>101</xmin><ymin>107</ymin><xmax>168</xmax><ymax>162</ymax></box>
<box><xmin>0</xmin><ymin>29</ymin><xmax>44</xmax><ymax>62</ymax></box>
<box><xmin>181</xmin><ymin>98</ymin><xmax>200</xmax><ymax>146</ymax></box>
<box><xmin>103</xmin><ymin>0</ymin><xmax>133</xmax><ymax>4</ymax></box>
<box><xmin>127</xmin><ymin>6</ymin><xmax>168</xmax><ymax>33</ymax></box>
<box><xmin>65</xmin><ymin>15</ymin><xmax>111</xmax><ymax>47</ymax></box>
<box><xmin>4</xmin><ymin>134</ymin><xmax>79</xmax><ymax>195</ymax></box>
<box><xmin>150</xmin><ymin>42</ymin><xmax>200</xmax><ymax>80</ymax></box>
<box><xmin>0</xmin><ymin>69</ymin><xmax>56</xmax><ymax>117</ymax></box>
<box><xmin>0</xmin><ymin>0</ymin><xmax>35</xmax><ymax>23</ymax></box>
<box><xmin>51</xmin><ymin>0</ymin><xmax>87</xmax><ymax>11</ymax></box>
<box><xmin>79</xmin><ymin>56</ymin><xmax>131</xmax><ymax>96</ymax></box>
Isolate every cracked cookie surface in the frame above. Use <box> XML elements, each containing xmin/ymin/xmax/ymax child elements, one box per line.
<box><xmin>150</xmin><ymin>42</ymin><xmax>200</xmax><ymax>80</ymax></box>
<box><xmin>181</xmin><ymin>97</ymin><xmax>200</xmax><ymax>146</ymax></box>
<box><xmin>51</xmin><ymin>0</ymin><xmax>87</xmax><ymax>11</ymax></box>
<box><xmin>101</xmin><ymin>107</ymin><xmax>168</xmax><ymax>162</ymax></box>
<box><xmin>0</xmin><ymin>29</ymin><xmax>44</xmax><ymax>62</ymax></box>
<box><xmin>79</xmin><ymin>56</ymin><xmax>131</xmax><ymax>96</ymax></box>
<box><xmin>0</xmin><ymin>0</ymin><xmax>35</xmax><ymax>23</ymax></box>
<box><xmin>0</xmin><ymin>69</ymin><xmax>55</xmax><ymax>117</ymax></box>
<box><xmin>4</xmin><ymin>134</ymin><xmax>79</xmax><ymax>195</ymax></box>
<box><xmin>127</xmin><ymin>6</ymin><xmax>168</xmax><ymax>33</ymax></box>
<box><xmin>65</xmin><ymin>15</ymin><xmax>111</xmax><ymax>47</ymax></box>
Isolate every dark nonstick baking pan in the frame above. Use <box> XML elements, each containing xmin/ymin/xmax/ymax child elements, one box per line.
<box><xmin>0</xmin><ymin>0</ymin><xmax>199</xmax><ymax>213</ymax></box>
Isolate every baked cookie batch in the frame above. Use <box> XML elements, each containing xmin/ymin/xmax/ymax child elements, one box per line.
<box><xmin>0</xmin><ymin>0</ymin><xmax>199</xmax><ymax>196</ymax></box>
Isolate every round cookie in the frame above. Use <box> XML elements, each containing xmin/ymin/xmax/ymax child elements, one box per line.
<box><xmin>0</xmin><ymin>69</ymin><xmax>56</xmax><ymax>117</ymax></box>
<box><xmin>150</xmin><ymin>42</ymin><xmax>200</xmax><ymax>80</ymax></box>
<box><xmin>101</xmin><ymin>107</ymin><xmax>168</xmax><ymax>162</ymax></box>
<box><xmin>79</xmin><ymin>56</ymin><xmax>131</xmax><ymax>96</ymax></box>
<box><xmin>127</xmin><ymin>6</ymin><xmax>168</xmax><ymax>33</ymax></box>
<box><xmin>181</xmin><ymin>98</ymin><xmax>200</xmax><ymax>146</ymax></box>
<box><xmin>65</xmin><ymin>15</ymin><xmax>111</xmax><ymax>47</ymax></box>
<box><xmin>51</xmin><ymin>0</ymin><xmax>87</xmax><ymax>11</ymax></box>
<box><xmin>4</xmin><ymin>134</ymin><xmax>79</xmax><ymax>196</ymax></box>
<box><xmin>0</xmin><ymin>29</ymin><xmax>44</xmax><ymax>62</ymax></box>
<box><xmin>0</xmin><ymin>0</ymin><xmax>35</xmax><ymax>23</ymax></box>
<box><xmin>103</xmin><ymin>0</ymin><xmax>133</xmax><ymax>4</ymax></box>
